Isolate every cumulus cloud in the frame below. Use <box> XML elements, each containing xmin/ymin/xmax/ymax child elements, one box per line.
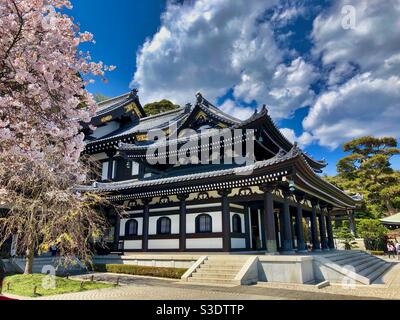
<box><xmin>219</xmin><ymin>99</ymin><xmax>254</xmax><ymax>121</ymax></box>
<box><xmin>132</xmin><ymin>0</ymin><xmax>316</xmax><ymax>118</ymax></box>
<box><xmin>132</xmin><ymin>0</ymin><xmax>400</xmax><ymax>150</ymax></box>
<box><xmin>304</xmin><ymin>0</ymin><xmax>400</xmax><ymax>148</ymax></box>
<box><xmin>280</xmin><ymin>128</ymin><xmax>315</xmax><ymax>148</ymax></box>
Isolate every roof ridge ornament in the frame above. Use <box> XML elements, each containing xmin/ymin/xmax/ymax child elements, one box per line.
<box><xmin>185</xmin><ymin>103</ymin><xmax>192</xmax><ymax>113</ymax></box>
<box><xmin>196</xmin><ymin>92</ymin><xmax>204</xmax><ymax>104</ymax></box>
<box><xmin>129</xmin><ymin>88</ymin><xmax>139</xmax><ymax>99</ymax></box>
<box><xmin>261</xmin><ymin>104</ymin><xmax>268</xmax><ymax>114</ymax></box>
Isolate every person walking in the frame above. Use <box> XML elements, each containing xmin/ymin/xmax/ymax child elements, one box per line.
<box><xmin>387</xmin><ymin>242</ymin><xmax>396</xmax><ymax>259</ymax></box>
<box><xmin>395</xmin><ymin>241</ymin><xmax>400</xmax><ymax>260</ymax></box>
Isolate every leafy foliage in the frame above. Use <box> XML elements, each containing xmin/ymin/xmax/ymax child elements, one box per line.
<box><xmin>93</xmin><ymin>93</ymin><xmax>110</xmax><ymax>103</ymax></box>
<box><xmin>93</xmin><ymin>264</ymin><xmax>187</xmax><ymax>279</ymax></box>
<box><xmin>143</xmin><ymin>99</ymin><xmax>180</xmax><ymax>116</ymax></box>
<box><xmin>326</xmin><ymin>136</ymin><xmax>400</xmax><ymax>218</ymax></box>
<box><xmin>357</xmin><ymin>219</ymin><xmax>388</xmax><ymax>251</ymax></box>
<box><xmin>0</xmin><ymin>0</ymin><xmax>116</xmax><ymax>274</ymax></box>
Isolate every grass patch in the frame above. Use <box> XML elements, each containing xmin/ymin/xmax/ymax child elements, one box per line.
<box><xmin>1</xmin><ymin>274</ymin><xmax>113</xmax><ymax>298</ymax></box>
<box><xmin>93</xmin><ymin>264</ymin><xmax>187</xmax><ymax>279</ymax></box>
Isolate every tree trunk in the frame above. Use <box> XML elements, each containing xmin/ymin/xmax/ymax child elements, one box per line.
<box><xmin>24</xmin><ymin>246</ymin><xmax>34</xmax><ymax>275</ymax></box>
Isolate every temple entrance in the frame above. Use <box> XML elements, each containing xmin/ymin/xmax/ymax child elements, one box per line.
<box><xmin>250</xmin><ymin>208</ymin><xmax>262</xmax><ymax>250</ymax></box>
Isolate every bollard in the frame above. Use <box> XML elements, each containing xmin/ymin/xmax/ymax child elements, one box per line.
<box><xmin>91</xmin><ymin>275</ymin><xmax>94</xmax><ymax>282</ymax></box>
<box><xmin>116</xmin><ymin>277</ymin><xmax>120</xmax><ymax>286</ymax></box>
<box><xmin>33</xmin><ymin>286</ymin><xmax>38</xmax><ymax>296</ymax></box>
<box><xmin>66</xmin><ymin>273</ymin><xmax>70</xmax><ymax>280</ymax></box>
<box><xmin>7</xmin><ymin>282</ymin><xmax>10</xmax><ymax>291</ymax></box>
<box><xmin>80</xmin><ymin>281</ymin><xmax>84</xmax><ymax>289</ymax></box>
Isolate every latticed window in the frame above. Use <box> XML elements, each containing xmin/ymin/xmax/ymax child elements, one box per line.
<box><xmin>157</xmin><ymin>217</ymin><xmax>171</xmax><ymax>235</ymax></box>
<box><xmin>196</xmin><ymin>214</ymin><xmax>212</xmax><ymax>233</ymax></box>
<box><xmin>232</xmin><ymin>214</ymin><xmax>242</xmax><ymax>233</ymax></box>
<box><xmin>125</xmin><ymin>219</ymin><xmax>138</xmax><ymax>236</ymax></box>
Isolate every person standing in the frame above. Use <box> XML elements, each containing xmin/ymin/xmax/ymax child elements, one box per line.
<box><xmin>395</xmin><ymin>241</ymin><xmax>400</xmax><ymax>260</ymax></box>
<box><xmin>387</xmin><ymin>242</ymin><xmax>396</xmax><ymax>259</ymax></box>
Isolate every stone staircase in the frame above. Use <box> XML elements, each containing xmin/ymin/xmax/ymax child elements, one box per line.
<box><xmin>185</xmin><ymin>255</ymin><xmax>250</xmax><ymax>285</ymax></box>
<box><xmin>316</xmin><ymin>250</ymin><xmax>393</xmax><ymax>285</ymax></box>
<box><xmin>12</xmin><ymin>257</ymin><xmax>87</xmax><ymax>275</ymax></box>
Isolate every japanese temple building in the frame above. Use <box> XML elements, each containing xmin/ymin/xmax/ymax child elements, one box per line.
<box><xmin>81</xmin><ymin>90</ymin><xmax>357</xmax><ymax>254</ymax></box>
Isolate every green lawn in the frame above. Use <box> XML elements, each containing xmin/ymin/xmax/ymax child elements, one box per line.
<box><xmin>1</xmin><ymin>274</ymin><xmax>113</xmax><ymax>298</ymax></box>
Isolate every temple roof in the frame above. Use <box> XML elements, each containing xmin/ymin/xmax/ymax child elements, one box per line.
<box><xmin>78</xmin><ymin>145</ymin><xmax>355</xmax><ymax>208</ymax></box>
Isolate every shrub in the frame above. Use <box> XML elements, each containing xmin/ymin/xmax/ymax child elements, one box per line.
<box><xmin>370</xmin><ymin>250</ymin><xmax>385</xmax><ymax>256</ymax></box>
<box><xmin>357</xmin><ymin>219</ymin><xmax>388</xmax><ymax>251</ymax></box>
<box><xmin>93</xmin><ymin>264</ymin><xmax>187</xmax><ymax>279</ymax></box>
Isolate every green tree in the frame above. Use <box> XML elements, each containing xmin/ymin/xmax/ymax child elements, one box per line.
<box><xmin>333</xmin><ymin>225</ymin><xmax>355</xmax><ymax>250</ymax></box>
<box><xmin>144</xmin><ymin>99</ymin><xmax>180</xmax><ymax>116</ymax></box>
<box><xmin>326</xmin><ymin>136</ymin><xmax>400</xmax><ymax>218</ymax></box>
<box><xmin>93</xmin><ymin>93</ymin><xmax>110</xmax><ymax>103</ymax></box>
<box><xmin>357</xmin><ymin>219</ymin><xmax>388</xmax><ymax>251</ymax></box>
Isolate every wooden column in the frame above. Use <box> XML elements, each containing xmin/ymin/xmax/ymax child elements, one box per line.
<box><xmin>310</xmin><ymin>200</ymin><xmax>321</xmax><ymax>251</ymax></box>
<box><xmin>106</xmin><ymin>151</ymin><xmax>115</xmax><ymax>181</ymax></box>
<box><xmin>319</xmin><ymin>204</ymin><xmax>329</xmax><ymax>250</ymax></box>
<box><xmin>142</xmin><ymin>198</ymin><xmax>151</xmax><ymax>252</ymax></box>
<box><xmin>294</xmin><ymin>194</ymin><xmax>307</xmax><ymax>252</ymax></box>
<box><xmin>244</xmin><ymin>205</ymin><xmax>251</xmax><ymax>250</ymax></box>
<box><xmin>326</xmin><ymin>208</ymin><xmax>335</xmax><ymax>250</ymax></box>
<box><xmin>218</xmin><ymin>189</ymin><xmax>231</xmax><ymax>252</ymax></box>
<box><xmin>260</xmin><ymin>185</ymin><xmax>277</xmax><ymax>253</ymax></box>
<box><xmin>281</xmin><ymin>190</ymin><xmax>294</xmax><ymax>252</ymax></box>
<box><xmin>178</xmin><ymin>194</ymin><xmax>189</xmax><ymax>252</ymax></box>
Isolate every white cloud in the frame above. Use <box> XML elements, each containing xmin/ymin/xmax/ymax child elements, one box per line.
<box><xmin>280</xmin><ymin>128</ymin><xmax>315</xmax><ymax>148</ymax></box>
<box><xmin>132</xmin><ymin>0</ymin><xmax>316</xmax><ymax>119</ymax></box>
<box><xmin>219</xmin><ymin>99</ymin><xmax>254</xmax><ymax>121</ymax></box>
<box><xmin>303</xmin><ymin>74</ymin><xmax>400</xmax><ymax>149</ymax></box>
<box><xmin>304</xmin><ymin>0</ymin><xmax>400</xmax><ymax>148</ymax></box>
<box><xmin>132</xmin><ymin>0</ymin><xmax>400</xmax><ymax>150</ymax></box>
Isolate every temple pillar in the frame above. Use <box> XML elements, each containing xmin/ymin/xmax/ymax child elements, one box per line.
<box><xmin>310</xmin><ymin>200</ymin><xmax>321</xmax><ymax>251</ymax></box>
<box><xmin>178</xmin><ymin>194</ymin><xmax>189</xmax><ymax>252</ymax></box>
<box><xmin>294</xmin><ymin>194</ymin><xmax>307</xmax><ymax>252</ymax></box>
<box><xmin>348</xmin><ymin>209</ymin><xmax>357</xmax><ymax>237</ymax></box>
<box><xmin>326</xmin><ymin>208</ymin><xmax>335</xmax><ymax>250</ymax></box>
<box><xmin>142</xmin><ymin>198</ymin><xmax>151</xmax><ymax>252</ymax></box>
<box><xmin>244</xmin><ymin>205</ymin><xmax>251</xmax><ymax>250</ymax></box>
<box><xmin>218</xmin><ymin>189</ymin><xmax>231</xmax><ymax>252</ymax></box>
<box><xmin>281</xmin><ymin>190</ymin><xmax>294</xmax><ymax>252</ymax></box>
<box><xmin>261</xmin><ymin>185</ymin><xmax>278</xmax><ymax>253</ymax></box>
<box><xmin>106</xmin><ymin>151</ymin><xmax>115</xmax><ymax>181</ymax></box>
<box><xmin>319</xmin><ymin>204</ymin><xmax>329</xmax><ymax>250</ymax></box>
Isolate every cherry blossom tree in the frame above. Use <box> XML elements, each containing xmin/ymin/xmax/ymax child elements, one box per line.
<box><xmin>0</xmin><ymin>0</ymin><xmax>117</xmax><ymax>274</ymax></box>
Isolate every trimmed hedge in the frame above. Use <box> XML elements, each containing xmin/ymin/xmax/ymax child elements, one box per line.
<box><xmin>93</xmin><ymin>264</ymin><xmax>187</xmax><ymax>279</ymax></box>
<box><xmin>370</xmin><ymin>250</ymin><xmax>385</xmax><ymax>256</ymax></box>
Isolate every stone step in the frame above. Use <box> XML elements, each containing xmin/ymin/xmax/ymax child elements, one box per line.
<box><xmin>323</xmin><ymin>251</ymin><xmax>361</xmax><ymax>259</ymax></box>
<box><xmin>369</xmin><ymin>263</ymin><xmax>392</xmax><ymax>283</ymax></box>
<box><xmin>336</xmin><ymin>255</ymin><xmax>372</xmax><ymax>267</ymax></box>
<box><xmin>192</xmin><ymin>272</ymin><xmax>236</xmax><ymax>279</ymax></box>
<box><xmin>328</xmin><ymin>252</ymin><xmax>366</xmax><ymax>263</ymax></box>
<box><xmin>187</xmin><ymin>277</ymin><xmax>237</xmax><ymax>284</ymax></box>
<box><xmin>199</xmin><ymin>264</ymin><xmax>242</xmax><ymax>270</ymax></box>
<box><xmin>195</xmin><ymin>269</ymin><xmax>238</xmax><ymax>276</ymax></box>
<box><xmin>359</xmin><ymin>261</ymin><xmax>387</xmax><ymax>278</ymax></box>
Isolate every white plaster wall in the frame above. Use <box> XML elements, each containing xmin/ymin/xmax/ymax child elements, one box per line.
<box><xmin>148</xmin><ymin>215</ymin><xmax>179</xmax><ymax>235</ymax></box>
<box><xmin>186</xmin><ymin>212</ymin><xmax>222</xmax><ymax>234</ymax></box>
<box><xmin>231</xmin><ymin>238</ymin><xmax>246</xmax><ymax>249</ymax></box>
<box><xmin>124</xmin><ymin>240</ymin><xmax>142</xmax><ymax>250</ymax></box>
<box><xmin>148</xmin><ymin>239</ymin><xmax>179</xmax><ymax>250</ymax></box>
<box><xmin>230</xmin><ymin>212</ymin><xmax>245</xmax><ymax>233</ymax></box>
<box><xmin>186</xmin><ymin>238</ymin><xmax>223</xmax><ymax>249</ymax></box>
<box><xmin>120</xmin><ymin>218</ymin><xmax>143</xmax><ymax>236</ymax></box>
<box><xmin>91</xmin><ymin>121</ymin><xmax>120</xmax><ymax>139</ymax></box>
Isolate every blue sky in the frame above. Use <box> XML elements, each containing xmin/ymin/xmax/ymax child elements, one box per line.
<box><xmin>69</xmin><ymin>0</ymin><xmax>400</xmax><ymax>175</ymax></box>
